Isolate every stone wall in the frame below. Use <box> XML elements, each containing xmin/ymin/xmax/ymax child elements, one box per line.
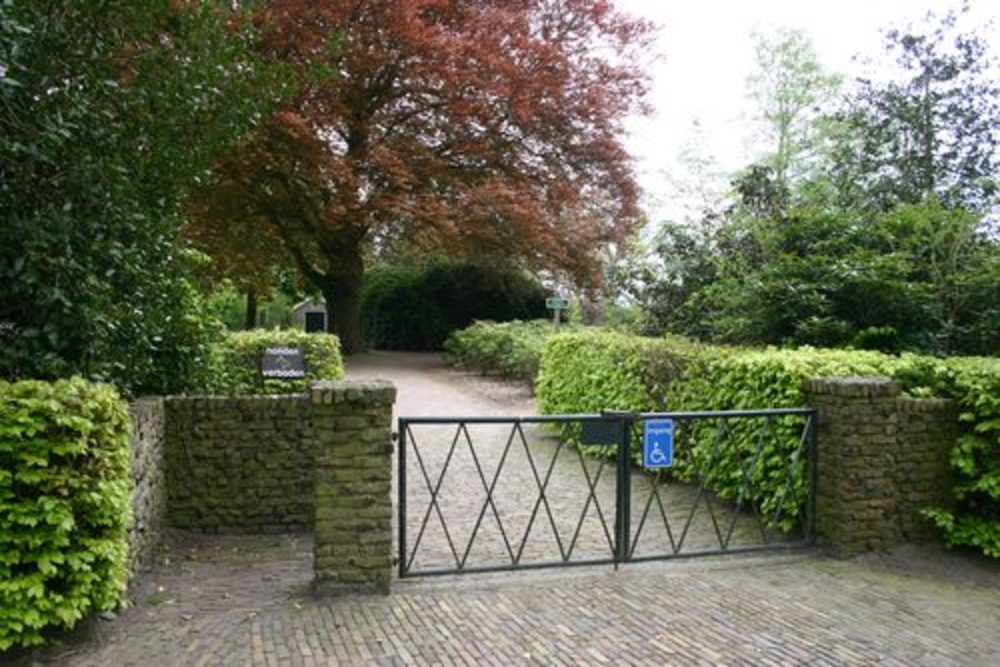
<box><xmin>163</xmin><ymin>394</ymin><xmax>316</xmax><ymax>532</ymax></box>
<box><xmin>312</xmin><ymin>381</ymin><xmax>395</xmax><ymax>595</ymax></box>
<box><xmin>128</xmin><ymin>397</ymin><xmax>166</xmax><ymax>576</ymax></box>
<box><xmin>804</xmin><ymin>377</ymin><xmax>958</xmax><ymax>556</ymax></box>
<box><xmin>894</xmin><ymin>396</ymin><xmax>960</xmax><ymax>542</ymax></box>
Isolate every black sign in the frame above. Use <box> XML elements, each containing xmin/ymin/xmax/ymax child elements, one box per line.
<box><xmin>580</xmin><ymin>418</ymin><xmax>624</xmax><ymax>445</ymax></box>
<box><xmin>261</xmin><ymin>346</ymin><xmax>306</xmax><ymax>379</ymax></box>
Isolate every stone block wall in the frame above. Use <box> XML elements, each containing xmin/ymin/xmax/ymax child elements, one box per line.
<box><xmin>128</xmin><ymin>397</ymin><xmax>166</xmax><ymax>577</ymax></box>
<box><xmin>312</xmin><ymin>381</ymin><xmax>396</xmax><ymax>595</ymax></box>
<box><xmin>895</xmin><ymin>397</ymin><xmax>960</xmax><ymax>542</ymax></box>
<box><xmin>163</xmin><ymin>394</ymin><xmax>317</xmax><ymax>532</ymax></box>
<box><xmin>804</xmin><ymin>377</ymin><xmax>958</xmax><ymax>556</ymax></box>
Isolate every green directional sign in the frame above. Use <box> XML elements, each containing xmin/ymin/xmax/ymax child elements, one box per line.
<box><xmin>546</xmin><ymin>297</ymin><xmax>570</xmax><ymax>310</ymax></box>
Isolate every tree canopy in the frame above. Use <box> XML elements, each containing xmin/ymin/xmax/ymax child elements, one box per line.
<box><xmin>0</xmin><ymin>1</ymin><xmax>287</xmax><ymax>393</ymax></box>
<box><xmin>187</xmin><ymin>0</ymin><xmax>654</xmax><ymax>352</ymax></box>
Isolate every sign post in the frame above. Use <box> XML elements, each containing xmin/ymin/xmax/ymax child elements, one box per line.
<box><xmin>546</xmin><ymin>296</ymin><xmax>570</xmax><ymax>328</ymax></box>
<box><xmin>642</xmin><ymin>419</ymin><xmax>674</xmax><ymax>469</ymax></box>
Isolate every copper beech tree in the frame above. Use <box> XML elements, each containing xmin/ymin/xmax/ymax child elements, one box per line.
<box><xmin>188</xmin><ymin>0</ymin><xmax>653</xmax><ymax>352</ymax></box>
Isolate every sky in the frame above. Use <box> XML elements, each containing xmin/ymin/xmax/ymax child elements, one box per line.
<box><xmin>616</xmin><ymin>0</ymin><xmax>1000</xmax><ymax>222</ymax></box>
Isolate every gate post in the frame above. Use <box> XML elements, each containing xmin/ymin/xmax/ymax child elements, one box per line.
<box><xmin>803</xmin><ymin>377</ymin><xmax>900</xmax><ymax>556</ymax></box>
<box><xmin>311</xmin><ymin>380</ymin><xmax>396</xmax><ymax>595</ymax></box>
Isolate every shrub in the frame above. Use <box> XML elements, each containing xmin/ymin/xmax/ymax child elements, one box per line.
<box><xmin>214</xmin><ymin>330</ymin><xmax>344</xmax><ymax>395</ymax></box>
<box><xmin>535</xmin><ymin>329</ymin><xmax>999</xmax><ymax>550</ymax></box>
<box><xmin>444</xmin><ymin>320</ymin><xmax>564</xmax><ymax>382</ymax></box>
<box><xmin>535</xmin><ymin>332</ymin><xmax>906</xmax><ymax>531</ymax></box>
<box><xmin>536</xmin><ymin>330</ymin><xmax>694</xmax><ymax>417</ymax></box>
<box><xmin>362</xmin><ymin>263</ymin><xmax>549</xmax><ymax>350</ymax></box>
<box><xmin>915</xmin><ymin>356</ymin><xmax>1000</xmax><ymax>558</ymax></box>
<box><xmin>0</xmin><ymin>378</ymin><xmax>132</xmax><ymax>650</ymax></box>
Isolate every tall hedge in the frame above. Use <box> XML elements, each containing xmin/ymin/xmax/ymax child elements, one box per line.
<box><xmin>535</xmin><ymin>330</ymin><xmax>693</xmax><ymax>415</ymax></box>
<box><xmin>0</xmin><ymin>378</ymin><xmax>132</xmax><ymax>650</ymax></box>
<box><xmin>214</xmin><ymin>330</ymin><xmax>344</xmax><ymax>395</ymax></box>
<box><xmin>535</xmin><ymin>330</ymin><xmax>999</xmax><ymax>554</ymax></box>
<box><xmin>362</xmin><ymin>263</ymin><xmax>549</xmax><ymax>350</ymax></box>
<box><xmin>444</xmin><ymin>319</ymin><xmax>569</xmax><ymax>382</ymax></box>
<box><xmin>916</xmin><ymin>357</ymin><xmax>1000</xmax><ymax>558</ymax></box>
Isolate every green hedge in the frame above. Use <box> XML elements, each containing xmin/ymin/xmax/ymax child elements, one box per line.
<box><xmin>214</xmin><ymin>330</ymin><xmax>344</xmax><ymax>395</ymax></box>
<box><xmin>535</xmin><ymin>330</ymin><xmax>999</xmax><ymax>553</ymax></box>
<box><xmin>0</xmin><ymin>378</ymin><xmax>132</xmax><ymax>650</ymax></box>
<box><xmin>917</xmin><ymin>357</ymin><xmax>1000</xmax><ymax>558</ymax></box>
<box><xmin>362</xmin><ymin>263</ymin><xmax>549</xmax><ymax>350</ymax></box>
<box><xmin>444</xmin><ymin>320</ymin><xmax>567</xmax><ymax>382</ymax></box>
<box><xmin>535</xmin><ymin>330</ymin><xmax>693</xmax><ymax>415</ymax></box>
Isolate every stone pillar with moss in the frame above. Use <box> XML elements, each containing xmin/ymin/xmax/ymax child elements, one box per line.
<box><xmin>311</xmin><ymin>380</ymin><xmax>396</xmax><ymax>595</ymax></box>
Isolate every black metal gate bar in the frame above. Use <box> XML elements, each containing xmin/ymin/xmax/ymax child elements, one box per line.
<box><xmin>398</xmin><ymin>408</ymin><xmax>817</xmax><ymax>578</ymax></box>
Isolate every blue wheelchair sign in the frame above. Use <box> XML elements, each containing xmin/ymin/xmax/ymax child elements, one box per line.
<box><xmin>643</xmin><ymin>419</ymin><xmax>674</xmax><ymax>469</ymax></box>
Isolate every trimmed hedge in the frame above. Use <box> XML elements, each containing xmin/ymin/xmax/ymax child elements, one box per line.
<box><xmin>444</xmin><ymin>320</ymin><xmax>567</xmax><ymax>382</ymax></box>
<box><xmin>534</xmin><ymin>330</ymin><xmax>999</xmax><ymax>548</ymax></box>
<box><xmin>362</xmin><ymin>263</ymin><xmax>549</xmax><ymax>350</ymax></box>
<box><xmin>917</xmin><ymin>356</ymin><xmax>1000</xmax><ymax>558</ymax></box>
<box><xmin>214</xmin><ymin>330</ymin><xmax>344</xmax><ymax>395</ymax></box>
<box><xmin>0</xmin><ymin>378</ymin><xmax>132</xmax><ymax>650</ymax></box>
<box><xmin>535</xmin><ymin>330</ymin><xmax>693</xmax><ymax>415</ymax></box>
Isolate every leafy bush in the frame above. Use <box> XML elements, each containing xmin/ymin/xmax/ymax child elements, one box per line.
<box><xmin>0</xmin><ymin>378</ymin><xmax>132</xmax><ymax>650</ymax></box>
<box><xmin>444</xmin><ymin>320</ymin><xmax>565</xmax><ymax>382</ymax></box>
<box><xmin>915</xmin><ymin>357</ymin><xmax>1000</xmax><ymax>558</ymax></box>
<box><xmin>534</xmin><ymin>332</ymin><xmax>905</xmax><ymax>530</ymax></box>
<box><xmin>0</xmin><ymin>1</ymin><xmax>286</xmax><ymax>397</ymax></box>
<box><xmin>669</xmin><ymin>346</ymin><xmax>906</xmax><ymax>529</ymax></box>
<box><xmin>536</xmin><ymin>330</ymin><xmax>694</xmax><ymax>417</ymax></box>
<box><xmin>214</xmin><ymin>330</ymin><xmax>344</xmax><ymax>395</ymax></box>
<box><xmin>362</xmin><ymin>263</ymin><xmax>549</xmax><ymax>350</ymax></box>
<box><xmin>535</xmin><ymin>329</ymin><xmax>999</xmax><ymax>550</ymax></box>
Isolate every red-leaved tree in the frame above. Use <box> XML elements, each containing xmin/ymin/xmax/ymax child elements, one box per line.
<box><xmin>189</xmin><ymin>0</ymin><xmax>653</xmax><ymax>352</ymax></box>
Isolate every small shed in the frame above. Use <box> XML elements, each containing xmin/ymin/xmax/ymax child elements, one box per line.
<box><xmin>291</xmin><ymin>298</ymin><xmax>328</xmax><ymax>333</ymax></box>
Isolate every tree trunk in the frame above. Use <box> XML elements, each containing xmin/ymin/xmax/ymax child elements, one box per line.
<box><xmin>319</xmin><ymin>252</ymin><xmax>365</xmax><ymax>354</ymax></box>
<box><xmin>245</xmin><ymin>288</ymin><xmax>258</xmax><ymax>330</ymax></box>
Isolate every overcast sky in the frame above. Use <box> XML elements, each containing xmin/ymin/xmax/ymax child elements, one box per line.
<box><xmin>616</xmin><ymin>0</ymin><xmax>1000</xmax><ymax>222</ymax></box>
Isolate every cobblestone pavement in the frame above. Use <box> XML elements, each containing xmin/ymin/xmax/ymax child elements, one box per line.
<box><xmin>353</xmin><ymin>353</ymin><xmax>789</xmax><ymax>574</ymax></box>
<box><xmin>15</xmin><ymin>352</ymin><xmax>1000</xmax><ymax>666</ymax></box>
<box><xmin>25</xmin><ymin>533</ymin><xmax>1000</xmax><ymax>666</ymax></box>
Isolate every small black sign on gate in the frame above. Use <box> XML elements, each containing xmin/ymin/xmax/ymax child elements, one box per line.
<box><xmin>581</xmin><ymin>418</ymin><xmax>624</xmax><ymax>445</ymax></box>
<box><xmin>261</xmin><ymin>346</ymin><xmax>306</xmax><ymax>379</ymax></box>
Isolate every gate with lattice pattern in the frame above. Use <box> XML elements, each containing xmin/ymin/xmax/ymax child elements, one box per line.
<box><xmin>397</xmin><ymin>409</ymin><xmax>816</xmax><ymax>577</ymax></box>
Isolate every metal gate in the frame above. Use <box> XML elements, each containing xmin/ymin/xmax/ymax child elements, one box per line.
<box><xmin>397</xmin><ymin>409</ymin><xmax>817</xmax><ymax>578</ymax></box>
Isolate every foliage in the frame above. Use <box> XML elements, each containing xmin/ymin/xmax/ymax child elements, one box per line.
<box><xmin>214</xmin><ymin>330</ymin><xmax>344</xmax><ymax>396</ymax></box>
<box><xmin>746</xmin><ymin>27</ymin><xmax>842</xmax><ymax>190</ymax></box>
<box><xmin>535</xmin><ymin>327</ymin><xmax>999</xmax><ymax>551</ymax></box>
<box><xmin>0</xmin><ymin>0</ymin><xmax>287</xmax><ymax>395</ymax></box>
<box><xmin>443</xmin><ymin>320</ymin><xmax>565</xmax><ymax>383</ymax></box>
<box><xmin>832</xmin><ymin>6</ymin><xmax>999</xmax><ymax>213</ymax></box>
<box><xmin>536</xmin><ymin>330</ymin><xmax>694</xmax><ymax>419</ymax></box>
<box><xmin>914</xmin><ymin>356</ymin><xmax>1000</xmax><ymax>558</ymax></box>
<box><xmin>188</xmin><ymin>0</ymin><xmax>652</xmax><ymax>352</ymax></box>
<box><xmin>642</xmin><ymin>185</ymin><xmax>999</xmax><ymax>356</ymax></box>
<box><xmin>0</xmin><ymin>378</ymin><xmax>132</xmax><ymax>650</ymax></box>
<box><xmin>363</xmin><ymin>263</ymin><xmax>549</xmax><ymax>351</ymax></box>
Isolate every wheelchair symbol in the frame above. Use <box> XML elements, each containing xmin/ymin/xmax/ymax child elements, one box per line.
<box><xmin>648</xmin><ymin>444</ymin><xmax>668</xmax><ymax>465</ymax></box>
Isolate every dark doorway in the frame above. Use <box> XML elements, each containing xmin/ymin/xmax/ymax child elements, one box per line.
<box><xmin>305</xmin><ymin>311</ymin><xmax>326</xmax><ymax>333</ymax></box>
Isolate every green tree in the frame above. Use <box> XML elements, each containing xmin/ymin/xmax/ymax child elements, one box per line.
<box><xmin>0</xmin><ymin>1</ymin><xmax>287</xmax><ymax>393</ymax></box>
<box><xmin>746</xmin><ymin>28</ymin><xmax>842</xmax><ymax>192</ymax></box>
<box><xmin>832</xmin><ymin>6</ymin><xmax>999</xmax><ymax>212</ymax></box>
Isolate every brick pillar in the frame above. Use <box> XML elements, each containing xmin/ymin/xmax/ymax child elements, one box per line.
<box><xmin>311</xmin><ymin>380</ymin><xmax>396</xmax><ymax>595</ymax></box>
<box><xmin>894</xmin><ymin>396</ymin><xmax>959</xmax><ymax>542</ymax></box>
<box><xmin>802</xmin><ymin>377</ymin><xmax>900</xmax><ymax>556</ymax></box>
